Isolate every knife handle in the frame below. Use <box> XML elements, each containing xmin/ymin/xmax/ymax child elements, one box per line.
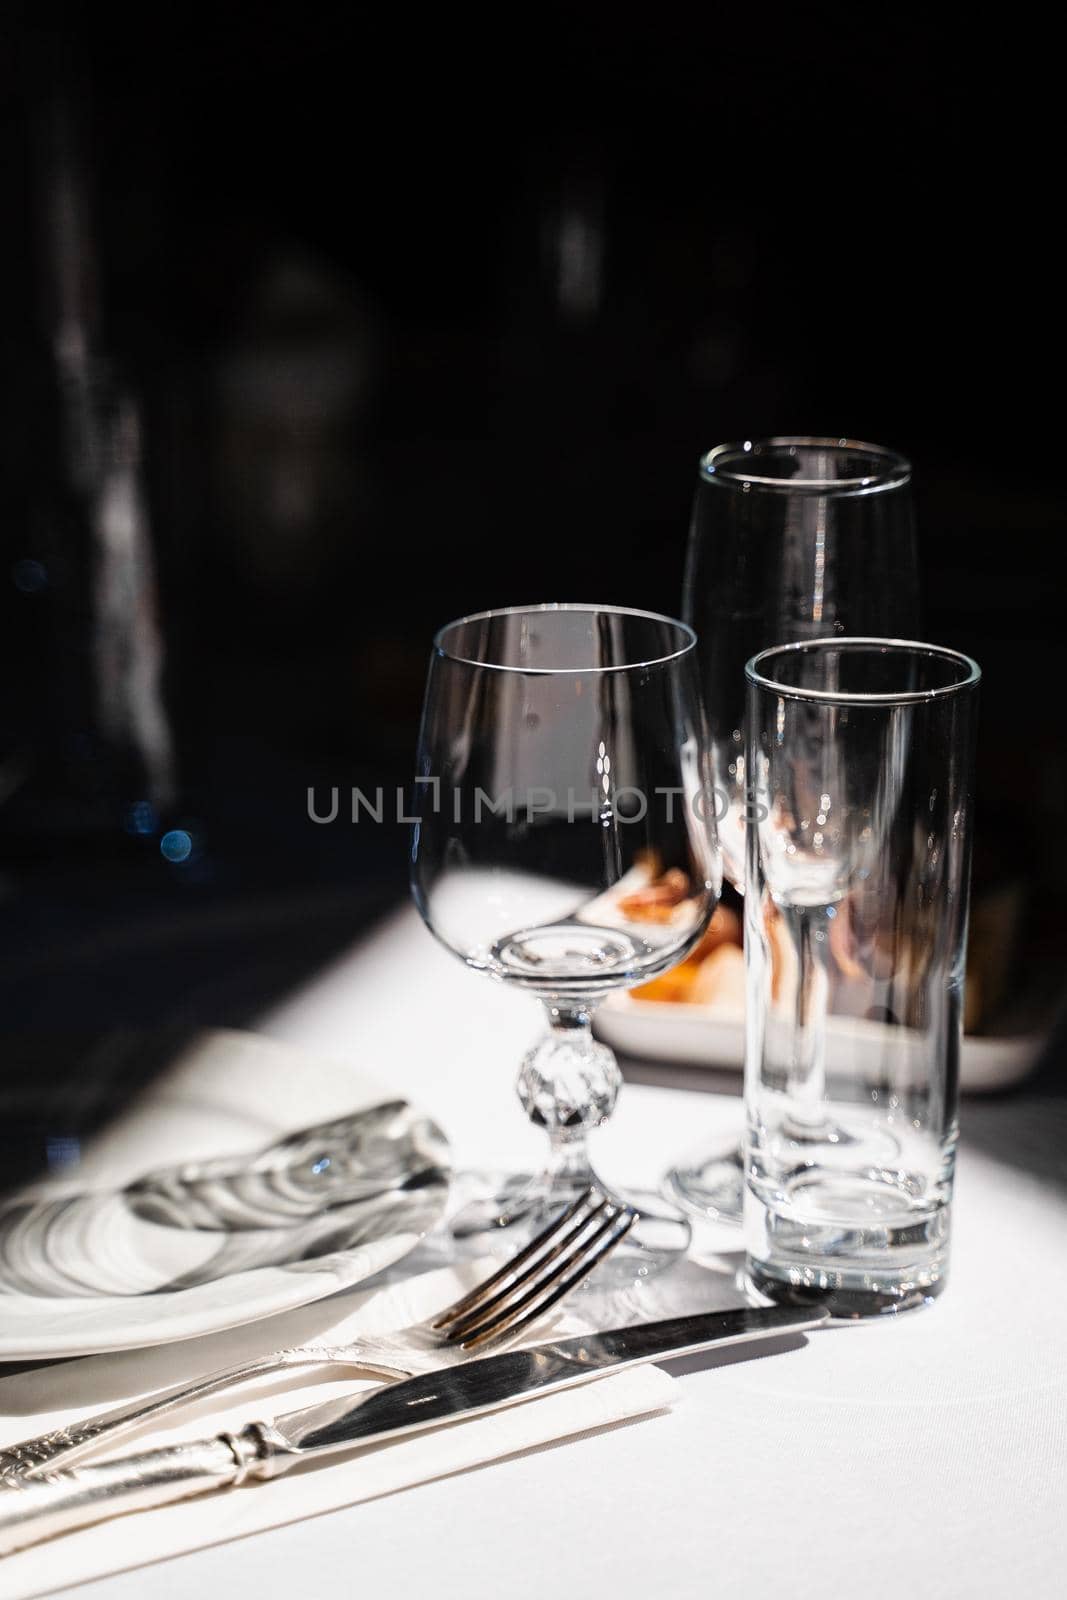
<box><xmin>0</xmin><ymin>1423</ymin><xmax>293</xmax><ymax>1557</ymax></box>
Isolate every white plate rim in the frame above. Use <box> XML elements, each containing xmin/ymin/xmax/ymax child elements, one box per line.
<box><xmin>596</xmin><ymin>993</ymin><xmax>1041</xmax><ymax>1094</ymax></box>
<box><xmin>0</xmin><ymin>1032</ymin><xmax>451</xmax><ymax>1362</ymax></box>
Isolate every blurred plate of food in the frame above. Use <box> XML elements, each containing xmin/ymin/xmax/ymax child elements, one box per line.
<box><xmin>597</xmin><ymin>875</ymin><xmax>1048</xmax><ymax>1094</ymax></box>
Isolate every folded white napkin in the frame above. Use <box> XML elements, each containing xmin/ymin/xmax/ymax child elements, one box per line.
<box><xmin>0</xmin><ymin>1261</ymin><xmax>676</xmax><ymax>1600</ymax></box>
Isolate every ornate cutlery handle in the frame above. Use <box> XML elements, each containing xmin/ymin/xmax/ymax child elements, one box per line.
<box><xmin>0</xmin><ymin>1347</ymin><xmax>410</xmax><ymax>1482</ymax></box>
<box><xmin>0</xmin><ymin>1423</ymin><xmax>295</xmax><ymax>1557</ymax></box>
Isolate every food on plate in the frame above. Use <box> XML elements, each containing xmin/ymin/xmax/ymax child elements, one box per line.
<box><xmin>686</xmin><ymin>942</ymin><xmax>746</xmax><ymax>1010</ymax></box>
<box><xmin>630</xmin><ymin>871</ymin><xmax>1026</xmax><ymax>1046</ymax></box>
<box><xmin>762</xmin><ymin>898</ymin><xmax>797</xmax><ymax>1007</ymax></box>
<box><xmin>963</xmin><ymin>880</ymin><xmax>1025</xmax><ymax>1033</ymax></box>
<box><xmin>632</xmin><ymin>903</ymin><xmax>742</xmax><ymax>1002</ymax></box>
<box><xmin>616</xmin><ymin>868</ymin><xmax>693</xmax><ymax>923</ymax></box>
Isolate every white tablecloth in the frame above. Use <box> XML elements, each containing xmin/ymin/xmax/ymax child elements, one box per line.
<box><xmin>62</xmin><ymin>908</ymin><xmax>1067</xmax><ymax>1600</ymax></box>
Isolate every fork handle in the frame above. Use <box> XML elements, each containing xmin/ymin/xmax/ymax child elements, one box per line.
<box><xmin>0</xmin><ymin>1347</ymin><xmax>406</xmax><ymax>1482</ymax></box>
<box><xmin>0</xmin><ymin>1356</ymin><xmax>302</xmax><ymax>1482</ymax></box>
<box><xmin>0</xmin><ymin>1426</ymin><xmax>289</xmax><ymax>1556</ymax></box>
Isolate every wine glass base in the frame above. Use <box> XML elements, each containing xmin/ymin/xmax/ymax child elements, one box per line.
<box><xmin>664</xmin><ymin>1143</ymin><xmax>745</xmax><ymax>1225</ymax></box>
<box><xmin>665</xmin><ymin>1111</ymin><xmax>906</xmax><ymax>1232</ymax></box>
<box><xmin>444</xmin><ymin>1168</ymin><xmax>691</xmax><ymax>1283</ymax></box>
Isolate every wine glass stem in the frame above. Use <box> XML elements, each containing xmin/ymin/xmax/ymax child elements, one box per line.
<box><xmin>547</xmin><ymin>1127</ymin><xmax>596</xmax><ymax>1187</ymax></box>
<box><xmin>516</xmin><ymin>1001</ymin><xmax>621</xmax><ymax>1192</ymax></box>
<box><xmin>548</xmin><ymin>1000</ymin><xmax>593</xmax><ymax>1031</ymax></box>
<box><xmin>788</xmin><ymin>907</ymin><xmax>829</xmax><ymax>1131</ymax></box>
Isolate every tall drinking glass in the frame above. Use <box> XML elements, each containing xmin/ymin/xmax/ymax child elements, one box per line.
<box><xmin>744</xmin><ymin>639</ymin><xmax>980</xmax><ymax>1315</ymax></box>
<box><xmin>411</xmin><ymin>604</ymin><xmax>720</xmax><ymax>1266</ymax></box>
<box><xmin>669</xmin><ymin>438</ymin><xmax>919</xmax><ymax>1221</ymax></box>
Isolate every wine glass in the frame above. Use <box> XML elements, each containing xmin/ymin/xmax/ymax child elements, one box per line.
<box><xmin>411</xmin><ymin>603</ymin><xmax>720</xmax><ymax>1268</ymax></box>
<box><xmin>666</xmin><ymin>438</ymin><xmax>920</xmax><ymax>1223</ymax></box>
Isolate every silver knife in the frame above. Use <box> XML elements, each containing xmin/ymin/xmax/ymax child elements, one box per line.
<box><xmin>0</xmin><ymin>1304</ymin><xmax>828</xmax><ymax>1555</ymax></box>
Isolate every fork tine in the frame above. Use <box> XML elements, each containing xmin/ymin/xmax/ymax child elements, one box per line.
<box><xmin>457</xmin><ymin>1207</ymin><xmax>637</xmax><ymax>1350</ymax></box>
<box><xmin>431</xmin><ymin>1187</ymin><xmax>604</xmax><ymax>1330</ymax></box>
<box><xmin>436</xmin><ymin>1193</ymin><xmax>614</xmax><ymax>1339</ymax></box>
<box><xmin>447</xmin><ymin>1203</ymin><xmax>638</xmax><ymax>1348</ymax></box>
<box><xmin>459</xmin><ymin>1207</ymin><xmax>638</xmax><ymax>1351</ymax></box>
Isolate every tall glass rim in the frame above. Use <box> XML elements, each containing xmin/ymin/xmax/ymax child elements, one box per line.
<box><xmin>432</xmin><ymin>603</ymin><xmax>697</xmax><ymax>676</ymax></box>
<box><xmin>746</xmin><ymin>637</ymin><xmax>981</xmax><ymax>706</ymax></box>
<box><xmin>699</xmin><ymin>436</ymin><xmax>911</xmax><ymax>496</ymax></box>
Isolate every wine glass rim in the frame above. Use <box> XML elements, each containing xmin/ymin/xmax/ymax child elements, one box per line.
<box><xmin>433</xmin><ymin>603</ymin><xmax>697</xmax><ymax>674</ymax></box>
<box><xmin>746</xmin><ymin>637</ymin><xmax>981</xmax><ymax>704</ymax></box>
<box><xmin>700</xmin><ymin>436</ymin><xmax>911</xmax><ymax>494</ymax></box>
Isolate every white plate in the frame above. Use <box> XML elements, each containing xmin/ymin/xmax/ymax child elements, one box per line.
<box><xmin>0</xmin><ymin>1030</ymin><xmax>450</xmax><ymax>1362</ymax></box>
<box><xmin>596</xmin><ymin>995</ymin><xmax>1040</xmax><ymax>1094</ymax></box>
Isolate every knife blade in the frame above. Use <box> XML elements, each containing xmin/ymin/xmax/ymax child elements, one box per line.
<box><xmin>0</xmin><ymin>1304</ymin><xmax>828</xmax><ymax>1555</ymax></box>
<box><xmin>285</xmin><ymin>1303</ymin><xmax>827</xmax><ymax>1453</ymax></box>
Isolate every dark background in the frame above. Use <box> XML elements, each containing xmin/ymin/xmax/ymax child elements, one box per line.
<box><xmin>0</xmin><ymin>9</ymin><xmax>1062</xmax><ymax>1182</ymax></box>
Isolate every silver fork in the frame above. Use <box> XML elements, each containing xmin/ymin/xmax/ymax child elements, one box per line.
<box><xmin>0</xmin><ymin>1187</ymin><xmax>635</xmax><ymax>1483</ymax></box>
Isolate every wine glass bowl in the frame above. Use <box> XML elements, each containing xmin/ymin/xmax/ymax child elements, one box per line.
<box><xmin>683</xmin><ymin>437</ymin><xmax>918</xmax><ymax>895</ymax></box>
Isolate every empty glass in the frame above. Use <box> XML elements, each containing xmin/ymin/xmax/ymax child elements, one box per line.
<box><xmin>743</xmin><ymin>639</ymin><xmax>980</xmax><ymax>1315</ymax></box>
<box><xmin>669</xmin><ymin>438</ymin><xmax>920</xmax><ymax>1221</ymax></box>
<box><xmin>411</xmin><ymin>604</ymin><xmax>720</xmax><ymax>1266</ymax></box>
